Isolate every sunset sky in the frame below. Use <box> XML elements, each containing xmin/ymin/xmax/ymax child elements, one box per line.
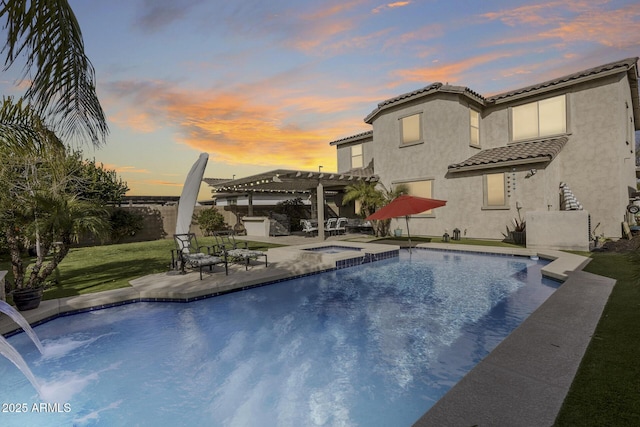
<box><xmin>2</xmin><ymin>0</ymin><xmax>640</xmax><ymax>200</ymax></box>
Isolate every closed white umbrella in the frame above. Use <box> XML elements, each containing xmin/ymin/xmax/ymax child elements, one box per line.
<box><xmin>176</xmin><ymin>153</ymin><xmax>209</xmax><ymax>235</ymax></box>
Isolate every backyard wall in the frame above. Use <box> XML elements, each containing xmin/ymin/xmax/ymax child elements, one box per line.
<box><xmin>79</xmin><ymin>205</ymin><xmax>222</xmax><ymax>246</ymax></box>
<box><xmin>526</xmin><ymin>210</ymin><xmax>590</xmax><ymax>251</ymax></box>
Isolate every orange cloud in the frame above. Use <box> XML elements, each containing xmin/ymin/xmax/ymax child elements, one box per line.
<box><xmin>383</xmin><ymin>23</ymin><xmax>444</xmax><ymax>49</ymax></box>
<box><xmin>143</xmin><ymin>179</ymin><xmax>183</xmax><ymax>187</ymax></box>
<box><xmin>481</xmin><ymin>1</ymin><xmax>640</xmax><ymax>49</ymax></box>
<box><xmin>540</xmin><ymin>4</ymin><xmax>640</xmax><ymax>48</ymax></box>
<box><xmin>286</xmin><ymin>1</ymin><xmax>367</xmax><ymax>52</ymax></box>
<box><xmin>322</xmin><ymin>28</ymin><xmax>393</xmax><ymax>54</ymax></box>
<box><xmin>109</xmin><ymin>110</ymin><xmax>158</xmax><ymax>133</ymax></box>
<box><xmin>105</xmin><ymin>80</ymin><xmax>375</xmax><ymax>171</ymax></box>
<box><xmin>111</xmin><ymin>165</ymin><xmax>152</xmax><ymax>174</ymax></box>
<box><xmin>391</xmin><ymin>52</ymin><xmax>512</xmax><ymax>85</ymax></box>
<box><xmin>372</xmin><ymin>1</ymin><xmax>411</xmax><ymax>14</ymax></box>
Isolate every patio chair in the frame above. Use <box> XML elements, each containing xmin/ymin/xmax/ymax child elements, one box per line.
<box><xmin>301</xmin><ymin>219</ymin><xmax>318</xmax><ymax>237</ymax></box>
<box><xmin>173</xmin><ymin>233</ymin><xmax>228</xmax><ymax>279</ymax></box>
<box><xmin>213</xmin><ymin>231</ymin><xmax>268</xmax><ymax>270</ymax></box>
<box><xmin>325</xmin><ymin>217</ymin><xmax>338</xmax><ymax>236</ymax></box>
<box><xmin>335</xmin><ymin>217</ymin><xmax>348</xmax><ymax>235</ymax></box>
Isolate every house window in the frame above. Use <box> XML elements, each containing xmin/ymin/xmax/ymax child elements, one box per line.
<box><xmin>470</xmin><ymin>109</ymin><xmax>480</xmax><ymax>146</ymax></box>
<box><xmin>484</xmin><ymin>173</ymin><xmax>507</xmax><ymax>208</ymax></box>
<box><xmin>401</xmin><ymin>113</ymin><xmax>422</xmax><ymax>145</ymax></box>
<box><xmin>512</xmin><ymin>94</ymin><xmax>566</xmax><ymax>141</ymax></box>
<box><xmin>401</xmin><ymin>179</ymin><xmax>434</xmax><ymax>215</ymax></box>
<box><xmin>351</xmin><ymin>144</ymin><xmax>363</xmax><ymax>169</ymax></box>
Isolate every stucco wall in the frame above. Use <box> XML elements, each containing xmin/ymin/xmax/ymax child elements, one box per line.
<box><xmin>526</xmin><ymin>210</ymin><xmax>590</xmax><ymax>251</ymax></box>
<box><xmin>335</xmin><ymin>137</ymin><xmax>374</xmax><ymax>173</ymax></box>
<box><xmin>369</xmin><ymin>72</ymin><xmax>636</xmax><ymax>240</ymax></box>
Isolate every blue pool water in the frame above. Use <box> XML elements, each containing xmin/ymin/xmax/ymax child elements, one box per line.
<box><xmin>0</xmin><ymin>250</ymin><xmax>558</xmax><ymax>426</ymax></box>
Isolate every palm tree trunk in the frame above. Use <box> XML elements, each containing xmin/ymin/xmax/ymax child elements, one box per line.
<box><xmin>5</xmin><ymin>225</ymin><xmax>25</xmax><ymax>288</ymax></box>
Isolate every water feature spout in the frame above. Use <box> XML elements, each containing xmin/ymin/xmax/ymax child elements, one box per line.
<box><xmin>0</xmin><ymin>334</ymin><xmax>42</xmax><ymax>396</ymax></box>
<box><xmin>0</xmin><ymin>300</ymin><xmax>44</xmax><ymax>354</ymax></box>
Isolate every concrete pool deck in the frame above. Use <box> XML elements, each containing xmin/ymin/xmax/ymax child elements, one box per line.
<box><xmin>0</xmin><ymin>238</ymin><xmax>614</xmax><ymax>426</ymax></box>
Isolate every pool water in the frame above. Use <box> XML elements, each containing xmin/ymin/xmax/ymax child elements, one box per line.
<box><xmin>0</xmin><ymin>250</ymin><xmax>558</xmax><ymax>426</ymax></box>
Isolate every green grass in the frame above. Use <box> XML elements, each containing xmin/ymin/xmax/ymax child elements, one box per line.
<box><xmin>0</xmin><ymin>237</ymin><xmax>283</xmax><ymax>300</ymax></box>
<box><xmin>554</xmin><ymin>251</ymin><xmax>640</xmax><ymax>426</ymax></box>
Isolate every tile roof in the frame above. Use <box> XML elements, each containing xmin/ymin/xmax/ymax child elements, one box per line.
<box><xmin>364</xmin><ymin>83</ymin><xmax>484</xmax><ymax>123</ymax></box>
<box><xmin>448</xmin><ymin>136</ymin><xmax>568</xmax><ymax>172</ymax></box>
<box><xmin>487</xmin><ymin>58</ymin><xmax>638</xmax><ymax>103</ymax></box>
<box><xmin>361</xmin><ymin>58</ymin><xmax>638</xmax><ymax>124</ymax></box>
<box><xmin>329</xmin><ymin>130</ymin><xmax>373</xmax><ymax>146</ymax></box>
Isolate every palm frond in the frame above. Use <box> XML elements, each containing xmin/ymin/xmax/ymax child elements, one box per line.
<box><xmin>0</xmin><ymin>96</ymin><xmax>61</xmax><ymax>152</ymax></box>
<box><xmin>1</xmin><ymin>0</ymin><xmax>108</xmax><ymax>146</ymax></box>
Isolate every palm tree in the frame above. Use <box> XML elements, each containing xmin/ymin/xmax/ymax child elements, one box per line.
<box><xmin>0</xmin><ymin>0</ymin><xmax>108</xmax><ymax>146</ymax></box>
<box><xmin>342</xmin><ymin>181</ymin><xmax>408</xmax><ymax>237</ymax></box>
<box><xmin>0</xmin><ymin>97</ymin><xmax>109</xmax><ymax>290</ymax></box>
<box><xmin>21</xmin><ymin>192</ymin><xmax>109</xmax><ymax>288</ymax></box>
<box><xmin>342</xmin><ymin>181</ymin><xmax>384</xmax><ymax>219</ymax></box>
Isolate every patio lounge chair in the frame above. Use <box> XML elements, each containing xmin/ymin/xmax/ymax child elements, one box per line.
<box><xmin>301</xmin><ymin>219</ymin><xmax>318</xmax><ymax>236</ymax></box>
<box><xmin>325</xmin><ymin>217</ymin><xmax>337</xmax><ymax>236</ymax></box>
<box><xmin>173</xmin><ymin>233</ymin><xmax>228</xmax><ymax>279</ymax></box>
<box><xmin>213</xmin><ymin>231</ymin><xmax>268</xmax><ymax>270</ymax></box>
<box><xmin>335</xmin><ymin>217</ymin><xmax>348</xmax><ymax>235</ymax></box>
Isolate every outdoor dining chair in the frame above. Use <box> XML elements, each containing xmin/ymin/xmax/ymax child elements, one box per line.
<box><xmin>173</xmin><ymin>233</ymin><xmax>228</xmax><ymax>279</ymax></box>
<box><xmin>213</xmin><ymin>231</ymin><xmax>268</xmax><ymax>270</ymax></box>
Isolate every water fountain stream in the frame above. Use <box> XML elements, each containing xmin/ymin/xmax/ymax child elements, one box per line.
<box><xmin>0</xmin><ymin>300</ymin><xmax>44</xmax><ymax>354</ymax></box>
<box><xmin>0</xmin><ymin>300</ymin><xmax>44</xmax><ymax>396</ymax></box>
<box><xmin>0</xmin><ymin>335</ymin><xmax>42</xmax><ymax>395</ymax></box>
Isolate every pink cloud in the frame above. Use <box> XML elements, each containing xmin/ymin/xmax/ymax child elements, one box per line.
<box><xmin>372</xmin><ymin>1</ymin><xmax>412</xmax><ymax>14</ymax></box>
<box><xmin>103</xmin><ymin>80</ymin><xmax>372</xmax><ymax>171</ymax></box>
<box><xmin>391</xmin><ymin>52</ymin><xmax>513</xmax><ymax>85</ymax></box>
<box><xmin>481</xmin><ymin>1</ymin><xmax>640</xmax><ymax>49</ymax></box>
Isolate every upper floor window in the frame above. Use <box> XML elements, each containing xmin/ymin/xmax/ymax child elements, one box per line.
<box><xmin>470</xmin><ymin>109</ymin><xmax>480</xmax><ymax>146</ymax></box>
<box><xmin>512</xmin><ymin>94</ymin><xmax>566</xmax><ymax>142</ymax></box>
<box><xmin>351</xmin><ymin>144</ymin><xmax>363</xmax><ymax>169</ymax></box>
<box><xmin>401</xmin><ymin>113</ymin><xmax>422</xmax><ymax>145</ymax></box>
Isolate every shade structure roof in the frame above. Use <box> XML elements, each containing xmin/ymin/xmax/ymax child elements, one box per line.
<box><xmin>205</xmin><ymin>169</ymin><xmax>378</xmax><ymax>194</ymax></box>
<box><xmin>366</xmin><ymin>195</ymin><xmax>447</xmax><ymax>220</ymax></box>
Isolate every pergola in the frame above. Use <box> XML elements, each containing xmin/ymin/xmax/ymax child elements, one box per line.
<box><xmin>204</xmin><ymin>169</ymin><xmax>378</xmax><ymax>239</ymax></box>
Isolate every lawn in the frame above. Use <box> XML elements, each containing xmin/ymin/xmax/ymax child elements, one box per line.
<box><xmin>554</xmin><ymin>251</ymin><xmax>640</xmax><ymax>426</ymax></box>
<box><xmin>1</xmin><ymin>237</ymin><xmax>638</xmax><ymax>423</ymax></box>
<box><xmin>0</xmin><ymin>237</ymin><xmax>282</xmax><ymax>300</ymax></box>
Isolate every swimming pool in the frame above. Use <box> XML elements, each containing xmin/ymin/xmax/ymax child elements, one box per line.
<box><xmin>0</xmin><ymin>249</ymin><xmax>558</xmax><ymax>426</ymax></box>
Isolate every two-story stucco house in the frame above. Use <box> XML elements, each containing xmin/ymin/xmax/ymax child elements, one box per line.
<box><xmin>331</xmin><ymin>58</ymin><xmax>640</xmax><ymax>249</ymax></box>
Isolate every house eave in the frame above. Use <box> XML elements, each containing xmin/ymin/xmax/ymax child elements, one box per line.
<box><xmin>489</xmin><ymin>67</ymin><xmax>632</xmax><ymax>105</ymax></box>
<box><xmin>448</xmin><ymin>157</ymin><xmax>552</xmax><ymax>173</ymax></box>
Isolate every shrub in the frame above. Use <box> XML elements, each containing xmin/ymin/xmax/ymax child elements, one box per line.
<box><xmin>197</xmin><ymin>208</ymin><xmax>227</xmax><ymax>235</ymax></box>
<box><xmin>110</xmin><ymin>209</ymin><xmax>144</xmax><ymax>242</ymax></box>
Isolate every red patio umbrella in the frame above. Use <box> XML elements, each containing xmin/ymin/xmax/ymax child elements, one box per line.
<box><xmin>366</xmin><ymin>195</ymin><xmax>447</xmax><ymax>252</ymax></box>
